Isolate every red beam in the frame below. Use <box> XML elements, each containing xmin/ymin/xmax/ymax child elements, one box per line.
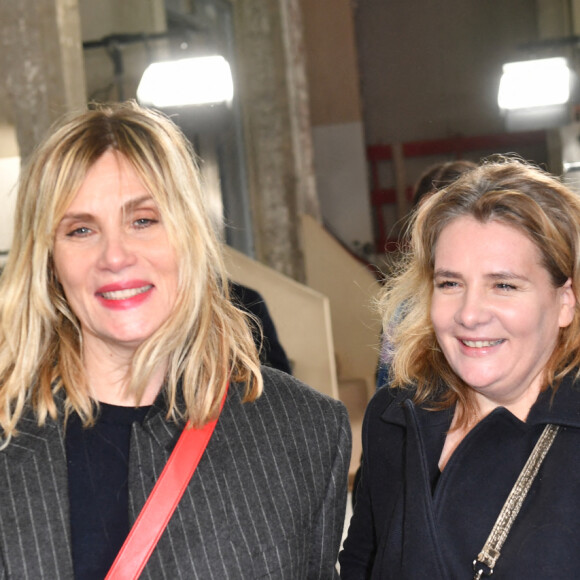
<box><xmin>371</xmin><ymin>187</ymin><xmax>413</xmax><ymax>205</ymax></box>
<box><xmin>367</xmin><ymin>143</ymin><xmax>393</xmax><ymax>161</ymax></box>
<box><xmin>368</xmin><ymin>130</ymin><xmax>547</xmax><ymax>253</ymax></box>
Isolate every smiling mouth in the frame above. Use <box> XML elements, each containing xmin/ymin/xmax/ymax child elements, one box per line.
<box><xmin>461</xmin><ymin>339</ymin><xmax>504</xmax><ymax>348</ymax></box>
<box><xmin>99</xmin><ymin>285</ymin><xmax>153</xmax><ymax>300</ymax></box>
<box><xmin>461</xmin><ymin>338</ymin><xmax>504</xmax><ymax>348</ymax></box>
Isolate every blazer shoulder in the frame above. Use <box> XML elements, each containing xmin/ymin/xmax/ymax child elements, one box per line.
<box><xmin>250</xmin><ymin>366</ymin><xmax>350</xmax><ymax>448</ymax></box>
<box><xmin>260</xmin><ymin>365</ymin><xmax>347</xmax><ymax>416</ymax></box>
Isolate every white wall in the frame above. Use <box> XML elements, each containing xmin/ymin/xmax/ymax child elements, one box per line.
<box><xmin>0</xmin><ymin>156</ymin><xmax>19</xmax><ymax>265</ymax></box>
<box><xmin>300</xmin><ymin>0</ymin><xmax>373</xmax><ymax>257</ymax></box>
<box><xmin>300</xmin><ymin>214</ymin><xmax>382</xmax><ymax>398</ymax></box>
<box><xmin>312</xmin><ymin>121</ymin><xmax>373</xmax><ymax>254</ymax></box>
<box><xmin>300</xmin><ymin>214</ymin><xmax>382</xmax><ymax>480</ymax></box>
<box><xmin>223</xmin><ymin>246</ymin><xmax>339</xmax><ymax>400</ymax></box>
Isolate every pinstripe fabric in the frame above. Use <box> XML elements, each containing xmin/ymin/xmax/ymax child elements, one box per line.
<box><xmin>0</xmin><ymin>414</ymin><xmax>73</xmax><ymax>579</ymax></box>
<box><xmin>0</xmin><ymin>367</ymin><xmax>351</xmax><ymax>579</ymax></box>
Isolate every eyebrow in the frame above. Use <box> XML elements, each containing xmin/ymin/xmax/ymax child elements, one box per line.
<box><xmin>433</xmin><ymin>269</ymin><xmax>459</xmax><ymax>279</ymax></box>
<box><xmin>433</xmin><ymin>269</ymin><xmax>530</xmax><ymax>282</ymax></box>
<box><xmin>487</xmin><ymin>271</ymin><xmax>530</xmax><ymax>282</ymax></box>
<box><xmin>122</xmin><ymin>194</ymin><xmax>157</xmax><ymax>213</ymax></box>
<box><xmin>59</xmin><ymin>194</ymin><xmax>156</xmax><ymax>223</ymax></box>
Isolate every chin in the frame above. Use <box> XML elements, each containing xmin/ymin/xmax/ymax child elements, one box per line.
<box><xmin>105</xmin><ymin>330</ymin><xmax>156</xmax><ymax>349</ymax></box>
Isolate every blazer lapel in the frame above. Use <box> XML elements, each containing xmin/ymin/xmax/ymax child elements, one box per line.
<box><xmin>128</xmin><ymin>390</ymin><xmax>233</xmax><ymax>579</ymax></box>
<box><xmin>0</xmin><ymin>413</ymin><xmax>73</xmax><ymax>579</ymax></box>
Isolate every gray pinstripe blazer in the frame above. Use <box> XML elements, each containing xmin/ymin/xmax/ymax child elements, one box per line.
<box><xmin>0</xmin><ymin>367</ymin><xmax>351</xmax><ymax>579</ymax></box>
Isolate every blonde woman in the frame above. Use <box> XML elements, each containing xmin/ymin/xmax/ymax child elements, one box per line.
<box><xmin>0</xmin><ymin>102</ymin><xmax>350</xmax><ymax>579</ymax></box>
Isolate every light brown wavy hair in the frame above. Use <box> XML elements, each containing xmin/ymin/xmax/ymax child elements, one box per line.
<box><xmin>0</xmin><ymin>101</ymin><xmax>262</xmax><ymax>444</ymax></box>
<box><xmin>382</xmin><ymin>156</ymin><xmax>580</xmax><ymax>426</ymax></box>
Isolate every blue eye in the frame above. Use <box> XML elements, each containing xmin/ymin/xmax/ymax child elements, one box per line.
<box><xmin>134</xmin><ymin>218</ymin><xmax>158</xmax><ymax>228</ymax></box>
<box><xmin>436</xmin><ymin>281</ymin><xmax>458</xmax><ymax>288</ymax></box>
<box><xmin>496</xmin><ymin>283</ymin><xmax>516</xmax><ymax>291</ymax></box>
<box><xmin>66</xmin><ymin>227</ymin><xmax>91</xmax><ymax>237</ymax></box>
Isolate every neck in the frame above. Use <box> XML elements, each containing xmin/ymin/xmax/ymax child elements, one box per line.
<box><xmin>472</xmin><ymin>382</ymin><xmax>542</xmax><ymax>424</ymax></box>
<box><xmin>82</xmin><ymin>340</ymin><xmax>166</xmax><ymax>407</ymax></box>
<box><xmin>439</xmin><ymin>382</ymin><xmax>542</xmax><ymax>472</ymax></box>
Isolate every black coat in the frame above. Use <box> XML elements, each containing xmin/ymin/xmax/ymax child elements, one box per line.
<box><xmin>340</xmin><ymin>373</ymin><xmax>580</xmax><ymax>579</ymax></box>
<box><xmin>229</xmin><ymin>281</ymin><xmax>293</xmax><ymax>375</ymax></box>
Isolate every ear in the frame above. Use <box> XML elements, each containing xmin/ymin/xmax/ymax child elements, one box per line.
<box><xmin>558</xmin><ymin>278</ymin><xmax>576</xmax><ymax>328</ymax></box>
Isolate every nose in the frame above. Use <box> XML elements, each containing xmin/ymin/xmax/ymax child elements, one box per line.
<box><xmin>97</xmin><ymin>231</ymin><xmax>137</xmax><ymax>272</ymax></box>
<box><xmin>454</xmin><ymin>286</ymin><xmax>491</xmax><ymax>328</ymax></box>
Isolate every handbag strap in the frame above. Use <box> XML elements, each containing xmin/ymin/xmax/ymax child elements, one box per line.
<box><xmin>105</xmin><ymin>384</ymin><xmax>229</xmax><ymax>580</ymax></box>
<box><xmin>472</xmin><ymin>423</ymin><xmax>560</xmax><ymax>579</ymax></box>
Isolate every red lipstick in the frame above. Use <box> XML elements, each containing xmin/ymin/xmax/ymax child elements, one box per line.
<box><xmin>95</xmin><ymin>280</ymin><xmax>154</xmax><ymax>310</ymax></box>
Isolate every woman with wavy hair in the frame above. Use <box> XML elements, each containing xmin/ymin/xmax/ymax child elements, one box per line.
<box><xmin>0</xmin><ymin>102</ymin><xmax>350</xmax><ymax>579</ymax></box>
<box><xmin>341</xmin><ymin>158</ymin><xmax>580</xmax><ymax>578</ymax></box>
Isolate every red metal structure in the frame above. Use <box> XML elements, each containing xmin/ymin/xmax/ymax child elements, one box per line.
<box><xmin>368</xmin><ymin>130</ymin><xmax>547</xmax><ymax>253</ymax></box>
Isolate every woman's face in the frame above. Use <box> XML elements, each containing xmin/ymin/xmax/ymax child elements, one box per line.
<box><xmin>430</xmin><ymin>216</ymin><xmax>575</xmax><ymax>410</ymax></box>
<box><xmin>53</xmin><ymin>151</ymin><xmax>179</xmax><ymax>357</ymax></box>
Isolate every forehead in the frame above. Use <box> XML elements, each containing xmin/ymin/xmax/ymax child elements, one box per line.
<box><xmin>66</xmin><ymin>151</ymin><xmax>151</xmax><ymax>210</ymax></box>
<box><xmin>434</xmin><ymin>216</ymin><xmax>544</xmax><ymax>271</ymax></box>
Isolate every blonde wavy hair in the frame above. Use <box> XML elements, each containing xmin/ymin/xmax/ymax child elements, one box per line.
<box><xmin>0</xmin><ymin>101</ymin><xmax>262</xmax><ymax>442</ymax></box>
<box><xmin>382</xmin><ymin>157</ymin><xmax>580</xmax><ymax>426</ymax></box>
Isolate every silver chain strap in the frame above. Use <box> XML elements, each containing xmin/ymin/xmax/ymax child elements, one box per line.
<box><xmin>472</xmin><ymin>423</ymin><xmax>560</xmax><ymax>579</ymax></box>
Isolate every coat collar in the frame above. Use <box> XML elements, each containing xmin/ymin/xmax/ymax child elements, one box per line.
<box><xmin>138</xmin><ymin>386</ymin><xmax>184</xmax><ymax>452</ymax></box>
<box><xmin>381</xmin><ymin>371</ymin><xmax>580</xmax><ymax>430</ymax></box>
<box><xmin>138</xmin><ymin>378</ymin><xmax>236</xmax><ymax>454</ymax></box>
<box><xmin>380</xmin><ymin>386</ymin><xmax>452</xmax><ymax>430</ymax></box>
<box><xmin>527</xmin><ymin>372</ymin><xmax>580</xmax><ymax>428</ymax></box>
<box><xmin>5</xmin><ymin>394</ymin><xmax>67</xmax><ymax>459</ymax></box>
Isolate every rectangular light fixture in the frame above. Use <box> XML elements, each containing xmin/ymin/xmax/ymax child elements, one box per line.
<box><xmin>498</xmin><ymin>57</ymin><xmax>571</xmax><ymax>110</ymax></box>
<box><xmin>137</xmin><ymin>55</ymin><xmax>234</xmax><ymax>108</ymax></box>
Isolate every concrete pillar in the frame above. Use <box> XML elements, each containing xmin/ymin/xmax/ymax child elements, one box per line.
<box><xmin>573</xmin><ymin>0</ymin><xmax>580</xmax><ymax>33</ymax></box>
<box><xmin>536</xmin><ymin>0</ymin><xmax>573</xmax><ymax>38</ymax></box>
<box><xmin>0</xmin><ymin>0</ymin><xmax>86</xmax><ymax>161</ymax></box>
<box><xmin>232</xmin><ymin>0</ymin><xmax>320</xmax><ymax>282</ymax></box>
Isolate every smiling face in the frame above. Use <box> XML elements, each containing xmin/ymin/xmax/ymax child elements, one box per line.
<box><xmin>430</xmin><ymin>216</ymin><xmax>575</xmax><ymax>412</ymax></box>
<box><xmin>53</xmin><ymin>150</ymin><xmax>179</xmax><ymax>357</ymax></box>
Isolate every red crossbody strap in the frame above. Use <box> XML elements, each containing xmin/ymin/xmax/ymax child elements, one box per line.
<box><xmin>105</xmin><ymin>383</ymin><xmax>229</xmax><ymax>580</ymax></box>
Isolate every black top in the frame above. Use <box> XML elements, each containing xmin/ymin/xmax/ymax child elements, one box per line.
<box><xmin>66</xmin><ymin>403</ymin><xmax>150</xmax><ymax>580</ymax></box>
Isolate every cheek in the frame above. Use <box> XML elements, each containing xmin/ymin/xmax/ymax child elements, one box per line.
<box><xmin>163</xmin><ymin>242</ymin><xmax>181</xmax><ymax>281</ymax></box>
<box><xmin>52</xmin><ymin>251</ymin><xmax>69</xmax><ymax>289</ymax></box>
<box><xmin>52</xmin><ymin>249</ymin><xmax>85</xmax><ymax>299</ymax></box>
<box><xmin>157</xmin><ymin>248</ymin><xmax>179</xmax><ymax>284</ymax></box>
<box><xmin>502</xmin><ymin>301</ymin><xmax>555</xmax><ymax>337</ymax></box>
<box><xmin>152</xmin><ymin>251</ymin><xmax>180</xmax><ymax>309</ymax></box>
<box><xmin>430</xmin><ymin>296</ymin><xmax>451</xmax><ymax>337</ymax></box>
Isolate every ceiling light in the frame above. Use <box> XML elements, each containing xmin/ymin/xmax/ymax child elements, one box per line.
<box><xmin>498</xmin><ymin>57</ymin><xmax>571</xmax><ymax>110</ymax></box>
<box><xmin>137</xmin><ymin>55</ymin><xmax>234</xmax><ymax>108</ymax></box>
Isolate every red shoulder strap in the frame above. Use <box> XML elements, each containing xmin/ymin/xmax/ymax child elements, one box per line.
<box><xmin>105</xmin><ymin>384</ymin><xmax>229</xmax><ymax>580</ymax></box>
